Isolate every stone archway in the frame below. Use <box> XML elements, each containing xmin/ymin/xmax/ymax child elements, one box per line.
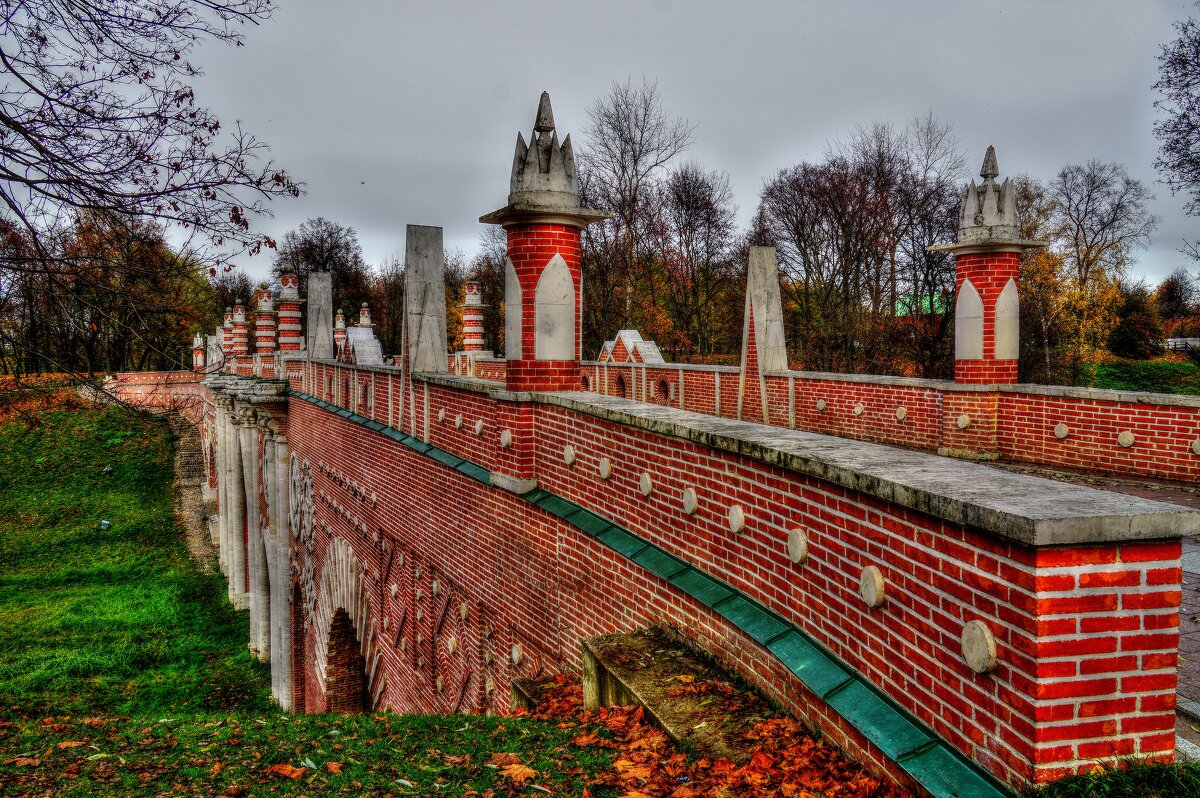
<box><xmin>312</xmin><ymin>537</ymin><xmax>381</xmax><ymax>712</ymax></box>
<box><xmin>325</xmin><ymin>608</ymin><xmax>369</xmax><ymax>713</ymax></box>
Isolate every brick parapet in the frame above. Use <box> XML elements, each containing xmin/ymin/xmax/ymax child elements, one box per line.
<box><xmin>278</xmin><ymin>374</ymin><xmax>1188</xmax><ymax>790</ymax></box>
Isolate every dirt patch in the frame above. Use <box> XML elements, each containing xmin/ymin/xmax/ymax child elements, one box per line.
<box><xmin>167</xmin><ymin>412</ymin><xmax>218</xmax><ymax>575</ymax></box>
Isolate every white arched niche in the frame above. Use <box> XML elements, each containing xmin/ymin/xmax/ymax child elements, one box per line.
<box><xmin>955</xmin><ymin>278</ymin><xmax>984</xmax><ymax>361</ymax></box>
<box><xmin>504</xmin><ymin>257</ymin><xmax>522</xmax><ymax>360</ymax></box>
<box><xmin>534</xmin><ymin>254</ymin><xmax>574</xmax><ymax>361</ymax></box>
<box><xmin>994</xmin><ymin>278</ymin><xmax>1019</xmax><ymax>360</ymax></box>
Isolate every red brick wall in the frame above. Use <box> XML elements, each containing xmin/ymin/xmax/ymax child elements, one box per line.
<box><xmin>280</xmin><ymin>376</ymin><xmax>1180</xmax><ymax>790</ymax></box>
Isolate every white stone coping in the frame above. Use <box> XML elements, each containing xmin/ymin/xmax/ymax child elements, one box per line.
<box><xmin>581</xmin><ymin>360</ymin><xmax>741</xmax><ymax>374</ymax></box>
<box><xmin>533</xmin><ymin>391</ymin><xmax>1199</xmax><ymax>547</ymax></box>
<box><xmin>286</xmin><ymin>367</ymin><xmax>1200</xmax><ymax>546</ymax></box>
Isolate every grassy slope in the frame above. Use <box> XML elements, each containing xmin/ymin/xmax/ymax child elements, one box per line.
<box><xmin>0</xmin><ymin>403</ymin><xmax>612</xmax><ymax>796</ymax></box>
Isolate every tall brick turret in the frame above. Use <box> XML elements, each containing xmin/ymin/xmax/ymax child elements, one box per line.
<box><xmin>230</xmin><ymin>301</ymin><xmax>249</xmax><ymax>357</ymax></box>
<box><xmin>462</xmin><ymin>281</ymin><xmax>484</xmax><ymax>352</ymax></box>
<box><xmin>221</xmin><ymin>307</ymin><xmax>234</xmax><ymax>360</ymax></box>
<box><xmin>481</xmin><ymin>92</ymin><xmax>607</xmax><ymax>393</ymax></box>
<box><xmin>277</xmin><ymin>273</ymin><xmax>303</xmax><ymax>352</ymax></box>
<box><xmin>932</xmin><ymin>146</ymin><xmax>1045</xmax><ymax>384</ymax></box>
<box><xmin>333</xmin><ymin>309</ymin><xmax>347</xmax><ymax>357</ymax></box>
<box><xmin>255</xmin><ymin>288</ymin><xmax>277</xmax><ymax>356</ymax></box>
<box><xmin>192</xmin><ymin>334</ymin><xmax>206</xmax><ymax>372</ymax></box>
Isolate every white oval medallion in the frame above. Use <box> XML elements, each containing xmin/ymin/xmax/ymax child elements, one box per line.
<box><xmin>454</xmin><ymin>414</ymin><xmax>463</xmax><ymax>429</ymax></box>
<box><xmin>1053</xmin><ymin>423</ymin><xmax>1069</xmax><ymax>439</ymax></box>
<box><xmin>853</xmin><ymin>403</ymin><xmax>865</xmax><ymax>417</ymax></box>
<box><xmin>961</xmin><ymin>619</ymin><xmax>998</xmax><ymax>674</ymax></box>
<box><xmin>957</xmin><ymin>413</ymin><xmax>971</xmax><ymax>430</ymax></box>
<box><xmin>895</xmin><ymin>406</ymin><xmax>908</xmax><ymax>421</ymax></box>
<box><xmin>816</xmin><ymin>399</ymin><xmax>827</xmax><ymax>412</ymax></box>
<box><xmin>598</xmin><ymin>457</ymin><xmax>612</xmax><ymax>479</ymax></box>
<box><xmin>563</xmin><ymin>444</ymin><xmax>576</xmax><ymax>465</ymax></box>
<box><xmin>438</xmin><ymin>408</ymin><xmax>447</xmax><ymax>423</ymax></box>
<box><xmin>681</xmin><ymin>487</ymin><xmax>698</xmax><ymax>515</ymax></box>
<box><xmin>787</xmin><ymin>528</ymin><xmax>809</xmax><ymax>564</ymax></box>
<box><xmin>727</xmin><ymin>504</ymin><xmax>745</xmax><ymax>534</ymax></box>
<box><xmin>639</xmin><ymin>472</ymin><xmax>654</xmax><ymax>497</ymax></box>
<box><xmin>859</xmin><ymin>565</ymin><xmax>886</xmax><ymax>608</ymax></box>
<box><xmin>1117</xmin><ymin>430</ymin><xmax>1135</xmax><ymax>448</ymax></box>
<box><xmin>499</xmin><ymin>429</ymin><xmax>512</xmax><ymax>449</ymax></box>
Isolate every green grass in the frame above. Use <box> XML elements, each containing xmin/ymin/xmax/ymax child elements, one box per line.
<box><xmin>1030</xmin><ymin>758</ymin><xmax>1200</xmax><ymax>798</ymax></box>
<box><xmin>1081</xmin><ymin>358</ymin><xmax>1200</xmax><ymax>395</ymax></box>
<box><xmin>0</xmin><ymin>402</ymin><xmax>616</xmax><ymax>796</ymax></box>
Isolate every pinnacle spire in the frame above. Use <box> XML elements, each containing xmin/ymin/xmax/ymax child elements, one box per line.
<box><xmin>980</xmin><ymin>145</ymin><xmax>999</xmax><ymax>180</ymax></box>
<box><xmin>534</xmin><ymin>91</ymin><xmax>555</xmax><ymax>133</ymax></box>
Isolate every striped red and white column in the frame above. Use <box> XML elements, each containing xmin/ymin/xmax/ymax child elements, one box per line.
<box><xmin>463</xmin><ymin>281</ymin><xmax>484</xmax><ymax>352</ymax></box>
<box><xmin>255</xmin><ymin>288</ymin><xmax>277</xmax><ymax>356</ymax></box>
<box><xmin>277</xmin><ymin>273</ymin><xmax>303</xmax><ymax>352</ymax></box>
<box><xmin>230</xmin><ymin>301</ymin><xmax>249</xmax><ymax>357</ymax></box>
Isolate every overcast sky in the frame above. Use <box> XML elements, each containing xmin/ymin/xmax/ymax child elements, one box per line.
<box><xmin>192</xmin><ymin>0</ymin><xmax>1197</xmax><ymax>286</ymax></box>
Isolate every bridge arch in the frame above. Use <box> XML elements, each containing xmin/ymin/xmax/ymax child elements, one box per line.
<box><xmin>312</xmin><ymin>537</ymin><xmax>381</xmax><ymax>711</ymax></box>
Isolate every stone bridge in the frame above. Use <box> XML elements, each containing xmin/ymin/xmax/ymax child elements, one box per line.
<box><xmin>112</xmin><ymin>94</ymin><xmax>1200</xmax><ymax>797</ymax></box>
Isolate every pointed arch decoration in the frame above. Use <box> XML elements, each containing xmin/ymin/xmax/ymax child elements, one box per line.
<box><xmin>994</xmin><ymin>278</ymin><xmax>1020</xmax><ymax>360</ymax></box>
<box><xmin>534</xmin><ymin>254</ymin><xmax>574</xmax><ymax>361</ymax></box>
<box><xmin>504</xmin><ymin>257</ymin><xmax>523</xmax><ymax>360</ymax></box>
<box><xmin>955</xmin><ymin>278</ymin><xmax>984</xmax><ymax>360</ymax></box>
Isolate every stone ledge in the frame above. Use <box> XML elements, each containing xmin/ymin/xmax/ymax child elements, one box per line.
<box><xmin>583</xmin><ymin>360</ymin><xmax>742</xmax><ymax>374</ymax></box>
<box><xmin>539</xmin><ymin>392</ymin><xmax>1199</xmax><ymax>547</ymax></box>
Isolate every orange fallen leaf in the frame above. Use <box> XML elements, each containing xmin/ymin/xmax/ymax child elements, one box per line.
<box><xmin>500</xmin><ymin>762</ymin><xmax>537</xmax><ymax>785</ymax></box>
<box><xmin>488</xmin><ymin>752</ymin><xmax>521</xmax><ymax>767</ymax></box>
<box><xmin>675</xmin><ymin>674</ymin><xmax>695</xmax><ymax>683</ymax></box>
<box><xmin>263</xmin><ymin>763</ymin><xmax>306</xmax><ymax>780</ymax></box>
<box><xmin>56</xmin><ymin>741</ymin><xmax>86</xmax><ymax>749</ymax></box>
<box><xmin>4</xmin><ymin>757</ymin><xmax>39</xmax><ymax>767</ymax></box>
<box><xmin>325</xmin><ymin>761</ymin><xmax>343</xmax><ymax>775</ymax></box>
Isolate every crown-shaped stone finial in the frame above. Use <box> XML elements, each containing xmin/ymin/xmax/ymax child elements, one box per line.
<box><xmin>508</xmin><ymin>91</ymin><xmax>578</xmax><ymax>208</ymax></box>
<box><xmin>957</xmin><ymin>145</ymin><xmax>1018</xmax><ymax>243</ymax></box>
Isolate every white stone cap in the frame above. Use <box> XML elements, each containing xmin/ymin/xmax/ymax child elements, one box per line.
<box><xmin>536</xmin><ymin>391</ymin><xmax>1200</xmax><ymax>547</ymax></box>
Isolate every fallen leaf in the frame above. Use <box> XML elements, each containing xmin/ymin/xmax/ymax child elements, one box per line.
<box><xmin>325</xmin><ymin>761</ymin><xmax>343</xmax><ymax>775</ymax></box>
<box><xmin>488</xmin><ymin>752</ymin><xmax>521</xmax><ymax>767</ymax></box>
<box><xmin>263</xmin><ymin>763</ymin><xmax>306</xmax><ymax>780</ymax></box>
<box><xmin>4</xmin><ymin>757</ymin><xmax>39</xmax><ymax>766</ymax></box>
<box><xmin>500</xmin><ymin>762</ymin><xmax>537</xmax><ymax>785</ymax></box>
<box><xmin>57</xmin><ymin>741</ymin><xmax>86</xmax><ymax>749</ymax></box>
<box><xmin>675</xmin><ymin>674</ymin><xmax>695</xmax><ymax>683</ymax></box>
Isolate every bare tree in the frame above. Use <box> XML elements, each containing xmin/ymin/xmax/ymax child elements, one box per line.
<box><xmin>0</xmin><ymin>0</ymin><xmax>299</xmax><ymax>378</ymax></box>
<box><xmin>651</xmin><ymin>162</ymin><xmax>740</xmax><ymax>357</ymax></box>
<box><xmin>757</xmin><ymin>116</ymin><xmax>963</xmax><ymax>376</ymax></box>
<box><xmin>0</xmin><ymin>0</ymin><xmax>299</xmax><ymax>269</ymax></box>
<box><xmin>272</xmin><ymin>217</ymin><xmax>371</xmax><ymax>322</ymax></box>
<box><xmin>580</xmin><ymin>78</ymin><xmax>695</xmax><ymax>347</ymax></box>
<box><xmin>1154</xmin><ymin>6</ymin><xmax>1200</xmax><ymax>244</ymax></box>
